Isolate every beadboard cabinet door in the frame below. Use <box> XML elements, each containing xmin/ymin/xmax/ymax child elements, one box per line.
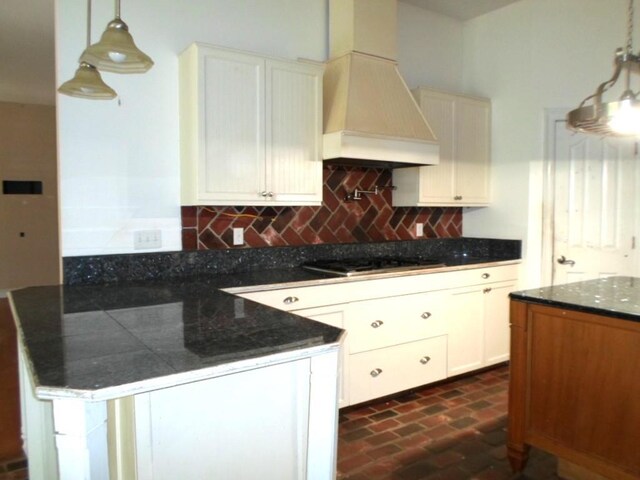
<box><xmin>180</xmin><ymin>43</ymin><xmax>323</xmax><ymax>206</ymax></box>
<box><xmin>393</xmin><ymin>88</ymin><xmax>491</xmax><ymax>207</ymax></box>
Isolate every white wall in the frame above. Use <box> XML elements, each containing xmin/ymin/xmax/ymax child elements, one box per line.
<box><xmin>57</xmin><ymin>0</ymin><xmax>329</xmax><ymax>256</ymax></box>
<box><xmin>461</xmin><ymin>0</ymin><xmax>634</xmax><ymax>287</ymax></box>
<box><xmin>397</xmin><ymin>3</ymin><xmax>464</xmax><ymax>92</ymax></box>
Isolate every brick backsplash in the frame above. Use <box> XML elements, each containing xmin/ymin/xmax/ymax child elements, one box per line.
<box><xmin>181</xmin><ymin>166</ymin><xmax>462</xmax><ymax>250</ymax></box>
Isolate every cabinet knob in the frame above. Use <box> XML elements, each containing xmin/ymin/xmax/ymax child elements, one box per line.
<box><xmin>370</xmin><ymin>368</ymin><xmax>383</xmax><ymax>378</ymax></box>
<box><xmin>283</xmin><ymin>296</ymin><xmax>299</xmax><ymax>305</ymax></box>
<box><xmin>267</xmin><ymin>191</ymin><xmax>274</xmax><ymax>198</ymax></box>
<box><xmin>370</xmin><ymin>320</ymin><xmax>384</xmax><ymax>328</ymax></box>
<box><xmin>260</xmin><ymin>191</ymin><xmax>269</xmax><ymax>197</ymax></box>
<box><xmin>419</xmin><ymin>356</ymin><xmax>431</xmax><ymax>365</ymax></box>
<box><xmin>483</xmin><ymin>287</ymin><xmax>492</xmax><ymax>294</ymax></box>
<box><xmin>421</xmin><ymin>312</ymin><xmax>432</xmax><ymax>319</ymax></box>
<box><xmin>481</xmin><ymin>273</ymin><xmax>490</xmax><ymax>279</ymax></box>
<box><xmin>454</xmin><ymin>195</ymin><xmax>463</xmax><ymax>200</ymax></box>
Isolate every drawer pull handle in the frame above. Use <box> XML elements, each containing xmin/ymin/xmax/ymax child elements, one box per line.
<box><xmin>421</xmin><ymin>312</ymin><xmax>432</xmax><ymax>319</ymax></box>
<box><xmin>482</xmin><ymin>273</ymin><xmax>490</xmax><ymax>279</ymax></box>
<box><xmin>483</xmin><ymin>287</ymin><xmax>492</xmax><ymax>294</ymax></box>
<box><xmin>370</xmin><ymin>320</ymin><xmax>384</xmax><ymax>328</ymax></box>
<box><xmin>260</xmin><ymin>191</ymin><xmax>274</xmax><ymax>198</ymax></box>
<box><xmin>370</xmin><ymin>368</ymin><xmax>383</xmax><ymax>378</ymax></box>
<box><xmin>420</xmin><ymin>356</ymin><xmax>431</xmax><ymax>365</ymax></box>
<box><xmin>283</xmin><ymin>296</ymin><xmax>299</xmax><ymax>305</ymax></box>
<box><xmin>454</xmin><ymin>195</ymin><xmax>463</xmax><ymax>200</ymax></box>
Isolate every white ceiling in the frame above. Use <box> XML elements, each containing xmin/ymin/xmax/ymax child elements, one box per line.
<box><xmin>401</xmin><ymin>0</ymin><xmax>522</xmax><ymax>21</ymax></box>
<box><xmin>0</xmin><ymin>0</ymin><xmax>521</xmax><ymax>106</ymax></box>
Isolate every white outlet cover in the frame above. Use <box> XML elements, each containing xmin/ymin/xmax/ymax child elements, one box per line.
<box><xmin>232</xmin><ymin>228</ymin><xmax>244</xmax><ymax>246</ymax></box>
<box><xmin>416</xmin><ymin>223</ymin><xmax>424</xmax><ymax>236</ymax></box>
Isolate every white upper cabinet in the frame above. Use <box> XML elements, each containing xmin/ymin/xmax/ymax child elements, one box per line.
<box><xmin>393</xmin><ymin>88</ymin><xmax>491</xmax><ymax>206</ymax></box>
<box><xmin>180</xmin><ymin>43</ymin><xmax>323</xmax><ymax>206</ymax></box>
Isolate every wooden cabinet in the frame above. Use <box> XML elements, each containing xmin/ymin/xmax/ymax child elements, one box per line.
<box><xmin>508</xmin><ymin>301</ymin><xmax>640</xmax><ymax>480</ymax></box>
<box><xmin>447</xmin><ymin>279</ymin><xmax>516</xmax><ymax>377</ymax></box>
<box><xmin>393</xmin><ymin>88</ymin><xmax>491</xmax><ymax>206</ymax></box>
<box><xmin>179</xmin><ymin>43</ymin><xmax>323</xmax><ymax>206</ymax></box>
<box><xmin>235</xmin><ymin>264</ymin><xmax>519</xmax><ymax>407</ymax></box>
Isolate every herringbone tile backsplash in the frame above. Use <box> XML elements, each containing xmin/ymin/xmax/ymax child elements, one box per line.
<box><xmin>181</xmin><ymin>166</ymin><xmax>462</xmax><ymax>250</ymax></box>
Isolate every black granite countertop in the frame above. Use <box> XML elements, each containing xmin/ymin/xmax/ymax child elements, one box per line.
<box><xmin>13</xmin><ymin>237</ymin><xmax>522</xmax><ymax>400</ymax></box>
<box><xmin>509</xmin><ymin>276</ymin><xmax>640</xmax><ymax>322</ymax></box>
<box><xmin>10</xmin><ymin>279</ymin><xmax>342</xmax><ymax>400</ymax></box>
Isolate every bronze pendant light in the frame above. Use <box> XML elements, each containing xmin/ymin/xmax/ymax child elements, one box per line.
<box><xmin>58</xmin><ymin>0</ymin><xmax>117</xmax><ymax>99</ymax></box>
<box><xmin>80</xmin><ymin>0</ymin><xmax>154</xmax><ymax>74</ymax></box>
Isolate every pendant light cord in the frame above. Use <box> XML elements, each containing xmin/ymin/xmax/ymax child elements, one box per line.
<box><xmin>627</xmin><ymin>0</ymin><xmax>634</xmax><ymax>54</ymax></box>
<box><xmin>115</xmin><ymin>0</ymin><xmax>121</xmax><ymax>19</ymax></box>
<box><xmin>86</xmin><ymin>0</ymin><xmax>91</xmax><ymax>48</ymax></box>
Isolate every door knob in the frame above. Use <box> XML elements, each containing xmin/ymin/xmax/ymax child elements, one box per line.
<box><xmin>557</xmin><ymin>255</ymin><xmax>576</xmax><ymax>266</ymax></box>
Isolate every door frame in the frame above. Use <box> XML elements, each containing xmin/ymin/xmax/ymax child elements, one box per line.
<box><xmin>541</xmin><ymin>108</ymin><xmax>568</xmax><ymax>286</ymax></box>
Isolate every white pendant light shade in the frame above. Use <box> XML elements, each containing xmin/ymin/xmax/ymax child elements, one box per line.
<box><xmin>58</xmin><ymin>63</ymin><xmax>117</xmax><ymax>99</ymax></box>
<box><xmin>79</xmin><ymin>2</ymin><xmax>154</xmax><ymax>74</ymax></box>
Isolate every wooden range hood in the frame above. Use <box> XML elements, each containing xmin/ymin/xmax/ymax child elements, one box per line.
<box><xmin>323</xmin><ymin>0</ymin><xmax>439</xmax><ymax>168</ymax></box>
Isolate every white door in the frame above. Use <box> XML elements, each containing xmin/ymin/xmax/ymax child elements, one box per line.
<box><xmin>552</xmin><ymin>120</ymin><xmax>638</xmax><ymax>284</ymax></box>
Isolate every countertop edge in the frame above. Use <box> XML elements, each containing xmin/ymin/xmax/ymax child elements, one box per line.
<box><xmin>223</xmin><ymin>259</ymin><xmax>522</xmax><ymax>294</ymax></box>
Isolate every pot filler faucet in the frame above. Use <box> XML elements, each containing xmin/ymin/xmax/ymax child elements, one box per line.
<box><xmin>345</xmin><ymin>185</ymin><xmax>397</xmax><ymax>201</ymax></box>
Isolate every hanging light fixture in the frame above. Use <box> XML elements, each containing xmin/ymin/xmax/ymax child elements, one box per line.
<box><xmin>58</xmin><ymin>0</ymin><xmax>117</xmax><ymax>99</ymax></box>
<box><xmin>80</xmin><ymin>0</ymin><xmax>154</xmax><ymax>74</ymax></box>
<box><xmin>567</xmin><ymin>0</ymin><xmax>640</xmax><ymax>136</ymax></box>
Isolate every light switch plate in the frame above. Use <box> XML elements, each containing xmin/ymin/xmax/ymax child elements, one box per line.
<box><xmin>134</xmin><ymin>230</ymin><xmax>162</xmax><ymax>250</ymax></box>
<box><xmin>233</xmin><ymin>228</ymin><xmax>244</xmax><ymax>246</ymax></box>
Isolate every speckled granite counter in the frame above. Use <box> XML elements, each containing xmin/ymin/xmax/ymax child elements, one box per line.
<box><xmin>509</xmin><ymin>276</ymin><xmax>640</xmax><ymax>322</ymax></box>
<box><xmin>10</xmin><ymin>281</ymin><xmax>342</xmax><ymax>400</ymax></box>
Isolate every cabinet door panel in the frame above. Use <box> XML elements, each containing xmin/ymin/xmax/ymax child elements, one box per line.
<box><xmin>447</xmin><ymin>287</ymin><xmax>484</xmax><ymax>376</ymax></box>
<box><xmin>266</xmin><ymin>60</ymin><xmax>322</xmax><ymax>204</ymax></box>
<box><xmin>349</xmin><ymin>336</ymin><xmax>447</xmax><ymax>405</ymax></box>
<box><xmin>483</xmin><ymin>281</ymin><xmax>516</xmax><ymax>366</ymax></box>
<box><xmin>202</xmin><ymin>50</ymin><xmax>265</xmax><ymax>202</ymax></box>
<box><xmin>454</xmin><ymin>98</ymin><xmax>490</xmax><ymax>203</ymax></box>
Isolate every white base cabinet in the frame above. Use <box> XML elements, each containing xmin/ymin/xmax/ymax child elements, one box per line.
<box><xmin>236</xmin><ymin>264</ymin><xmax>519</xmax><ymax>407</ymax></box>
<box><xmin>20</xmin><ymin>346</ymin><xmax>340</xmax><ymax>480</ymax></box>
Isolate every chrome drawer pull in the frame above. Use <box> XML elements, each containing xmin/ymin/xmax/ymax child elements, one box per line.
<box><xmin>481</xmin><ymin>273</ymin><xmax>490</xmax><ymax>279</ymax></box>
<box><xmin>283</xmin><ymin>296</ymin><xmax>299</xmax><ymax>305</ymax></box>
<box><xmin>420</xmin><ymin>356</ymin><xmax>431</xmax><ymax>365</ymax></box>
<box><xmin>370</xmin><ymin>368</ymin><xmax>383</xmax><ymax>378</ymax></box>
<box><xmin>370</xmin><ymin>320</ymin><xmax>384</xmax><ymax>328</ymax></box>
<box><xmin>483</xmin><ymin>287</ymin><xmax>492</xmax><ymax>294</ymax></box>
<box><xmin>454</xmin><ymin>195</ymin><xmax>463</xmax><ymax>200</ymax></box>
<box><xmin>421</xmin><ymin>312</ymin><xmax>432</xmax><ymax>319</ymax></box>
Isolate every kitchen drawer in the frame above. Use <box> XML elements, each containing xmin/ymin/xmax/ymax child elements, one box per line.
<box><xmin>346</xmin><ymin>292</ymin><xmax>446</xmax><ymax>354</ymax></box>
<box><xmin>236</xmin><ymin>283</ymin><xmax>352</xmax><ymax>311</ymax></box>
<box><xmin>348</xmin><ymin>335</ymin><xmax>447</xmax><ymax>405</ymax></box>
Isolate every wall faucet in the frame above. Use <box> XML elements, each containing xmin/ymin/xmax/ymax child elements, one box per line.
<box><xmin>345</xmin><ymin>185</ymin><xmax>397</xmax><ymax>201</ymax></box>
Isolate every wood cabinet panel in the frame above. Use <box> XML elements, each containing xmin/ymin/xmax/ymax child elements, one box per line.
<box><xmin>508</xmin><ymin>302</ymin><xmax>640</xmax><ymax>479</ymax></box>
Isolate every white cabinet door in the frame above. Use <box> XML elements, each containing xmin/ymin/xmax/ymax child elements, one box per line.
<box><xmin>446</xmin><ymin>286</ymin><xmax>485</xmax><ymax>377</ymax></box>
<box><xmin>392</xmin><ymin>88</ymin><xmax>491</xmax><ymax>207</ymax></box>
<box><xmin>483</xmin><ymin>281</ymin><xmax>516</xmax><ymax>366</ymax></box>
<box><xmin>180</xmin><ymin>43</ymin><xmax>323</xmax><ymax>206</ymax></box>
<box><xmin>454</xmin><ymin>96</ymin><xmax>490</xmax><ymax>204</ymax></box>
<box><xmin>293</xmin><ymin>304</ymin><xmax>350</xmax><ymax>408</ymax></box>
<box><xmin>266</xmin><ymin>60</ymin><xmax>323</xmax><ymax>204</ymax></box>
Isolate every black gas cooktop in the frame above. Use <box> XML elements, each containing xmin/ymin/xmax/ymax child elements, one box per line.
<box><xmin>301</xmin><ymin>257</ymin><xmax>446</xmax><ymax>277</ymax></box>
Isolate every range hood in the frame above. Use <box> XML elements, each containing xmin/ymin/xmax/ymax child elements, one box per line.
<box><xmin>323</xmin><ymin>0</ymin><xmax>439</xmax><ymax>168</ymax></box>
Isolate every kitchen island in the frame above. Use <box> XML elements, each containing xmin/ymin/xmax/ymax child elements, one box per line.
<box><xmin>9</xmin><ymin>280</ymin><xmax>343</xmax><ymax>480</ymax></box>
<box><xmin>508</xmin><ymin>276</ymin><xmax>640</xmax><ymax>480</ymax></box>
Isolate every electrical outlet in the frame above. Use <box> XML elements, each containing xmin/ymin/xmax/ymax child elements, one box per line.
<box><xmin>233</xmin><ymin>228</ymin><xmax>244</xmax><ymax>246</ymax></box>
<box><xmin>416</xmin><ymin>223</ymin><xmax>424</xmax><ymax>236</ymax></box>
<box><xmin>134</xmin><ymin>230</ymin><xmax>162</xmax><ymax>250</ymax></box>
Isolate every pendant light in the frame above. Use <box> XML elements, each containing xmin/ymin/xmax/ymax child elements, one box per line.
<box><xmin>567</xmin><ymin>0</ymin><xmax>640</xmax><ymax>136</ymax></box>
<box><xmin>80</xmin><ymin>0</ymin><xmax>154</xmax><ymax>74</ymax></box>
<box><xmin>58</xmin><ymin>0</ymin><xmax>117</xmax><ymax>99</ymax></box>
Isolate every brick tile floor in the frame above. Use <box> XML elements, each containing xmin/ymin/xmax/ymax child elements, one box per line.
<box><xmin>337</xmin><ymin>364</ymin><xmax>561</xmax><ymax>480</ymax></box>
<box><xmin>0</xmin><ymin>457</ymin><xmax>28</xmax><ymax>480</ymax></box>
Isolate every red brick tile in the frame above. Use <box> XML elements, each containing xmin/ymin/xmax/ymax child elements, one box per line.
<box><xmin>368</xmin><ymin>418</ymin><xmax>401</xmax><ymax>433</ymax></box>
<box><xmin>364</xmin><ymin>431</ymin><xmax>400</xmax><ymax>446</ymax></box>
